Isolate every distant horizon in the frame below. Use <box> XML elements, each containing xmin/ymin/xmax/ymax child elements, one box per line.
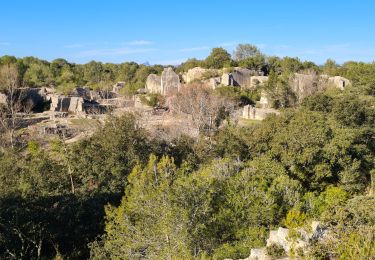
<box><xmin>1</xmin><ymin>51</ymin><xmax>373</xmax><ymax>67</ymax></box>
<box><xmin>1</xmin><ymin>0</ymin><xmax>375</xmax><ymax>65</ymax></box>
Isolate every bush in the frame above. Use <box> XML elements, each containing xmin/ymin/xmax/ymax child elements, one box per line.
<box><xmin>283</xmin><ymin>209</ymin><xmax>307</xmax><ymax>229</ymax></box>
<box><xmin>139</xmin><ymin>93</ymin><xmax>164</xmax><ymax>107</ymax></box>
<box><xmin>266</xmin><ymin>243</ymin><xmax>286</xmax><ymax>258</ymax></box>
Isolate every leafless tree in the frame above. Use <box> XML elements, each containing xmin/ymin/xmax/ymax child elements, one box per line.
<box><xmin>170</xmin><ymin>83</ymin><xmax>235</xmax><ymax>135</ymax></box>
<box><xmin>0</xmin><ymin>64</ymin><xmax>22</xmax><ymax>147</ymax></box>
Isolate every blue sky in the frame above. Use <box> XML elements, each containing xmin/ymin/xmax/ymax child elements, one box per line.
<box><xmin>1</xmin><ymin>0</ymin><xmax>375</xmax><ymax>65</ymax></box>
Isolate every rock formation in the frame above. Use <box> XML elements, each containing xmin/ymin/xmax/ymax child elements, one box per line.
<box><xmin>242</xmin><ymin>221</ymin><xmax>327</xmax><ymax>260</ymax></box>
<box><xmin>50</xmin><ymin>95</ymin><xmax>84</xmax><ymax>114</ymax></box>
<box><xmin>291</xmin><ymin>74</ymin><xmax>351</xmax><ymax>101</ymax></box>
<box><xmin>328</xmin><ymin>76</ymin><xmax>350</xmax><ymax>90</ymax></box>
<box><xmin>291</xmin><ymin>73</ymin><xmax>321</xmax><ymax>101</ymax></box>
<box><xmin>161</xmin><ymin>67</ymin><xmax>181</xmax><ymax>95</ymax></box>
<box><xmin>221</xmin><ymin>72</ymin><xmax>234</xmax><ymax>86</ymax></box>
<box><xmin>231</xmin><ymin>67</ymin><xmax>255</xmax><ymax>88</ymax></box>
<box><xmin>242</xmin><ymin>105</ymin><xmax>280</xmax><ymax>120</ymax></box>
<box><xmin>146</xmin><ymin>74</ymin><xmax>162</xmax><ymax>94</ymax></box>
<box><xmin>145</xmin><ymin>67</ymin><xmax>181</xmax><ymax>95</ymax></box>
<box><xmin>249</xmin><ymin>76</ymin><xmax>269</xmax><ymax>89</ymax></box>
<box><xmin>182</xmin><ymin>67</ymin><xmax>208</xmax><ymax>83</ymax></box>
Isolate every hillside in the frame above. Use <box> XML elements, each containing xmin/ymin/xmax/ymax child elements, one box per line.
<box><xmin>0</xmin><ymin>46</ymin><xmax>374</xmax><ymax>259</ymax></box>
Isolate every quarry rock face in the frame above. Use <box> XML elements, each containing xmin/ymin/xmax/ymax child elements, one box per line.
<box><xmin>231</xmin><ymin>67</ymin><xmax>255</xmax><ymax>88</ymax></box>
<box><xmin>328</xmin><ymin>76</ymin><xmax>350</xmax><ymax>90</ymax></box>
<box><xmin>161</xmin><ymin>67</ymin><xmax>180</xmax><ymax>95</ymax></box>
<box><xmin>182</xmin><ymin>67</ymin><xmax>208</xmax><ymax>83</ymax></box>
<box><xmin>291</xmin><ymin>74</ymin><xmax>350</xmax><ymax>101</ymax></box>
<box><xmin>221</xmin><ymin>72</ymin><xmax>233</xmax><ymax>86</ymax></box>
<box><xmin>291</xmin><ymin>73</ymin><xmax>321</xmax><ymax>101</ymax></box>
<box><xmin>50</xmin><ymin>95</ymin><xmax>84</xmax><ymax>114</ymax></box>
<box><xmin>221</xmin><ymin>69</ymin><xmax>267</xmax><ymax>89</ymax></box>
<box><xmin>146</xmin><ymin>74</ymin><xmax>162</xmax><ymax>94</ymax></box>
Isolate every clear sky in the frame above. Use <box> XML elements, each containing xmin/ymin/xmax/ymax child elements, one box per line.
<box><xmin>1</xmin><ymin>0</ymin><xmax>375</xmax><ymax>65</ymax></box>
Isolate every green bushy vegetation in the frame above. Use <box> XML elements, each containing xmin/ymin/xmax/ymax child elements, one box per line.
<box><xmin>0</xmin><ymin>47</ymin><xmax>374</xmax><ymax>258</ymax></box>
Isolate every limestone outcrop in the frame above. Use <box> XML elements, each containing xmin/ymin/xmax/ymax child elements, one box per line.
<box><xmin>50</xmin><ymin>95</ymin><xmax>84</xmax><ymax>114</ymax></box>
<box><xmin>146</xmin><ymin>74</ymin><xmax>162</xmax><ymax>94</ymax></box>
<box><xmin>231</xmin><ymin>67</ymin><xmax>255</xmax><ymax>88</ymax></box>
<box><xmin>182</xmin><ymin>67</ymin><xmax>208</xmax><ymax>83</ymax></box>
<box><xmin>328</xmin><ymin>76</ymin><xmax>350</xmax><ymax>90</ymax></box>
<box><xmin>243</xmin><ymin>221</ymin><xmax>327</xmax><ymax>260</ymax></box>
<box><xmin>291</xmin><ymin>73</ymin><xmax>321</xmax><ymax>101</ymax></box>
<box><xmin>291</xmin><ymin>74</ymin><xmax>350</xmax><ymax>101</ymax></box>
<box><xmin>221</xmin><ymin>68</ymin><xmax>267</xmax><ymax>89</ymax></box>
<box><xmin>161</xmin><ymin>67</ymin><xmax>181</xmax><ymax>95</ymax></box>
<box><xmin>145</xmin><ymin>67</ymin><xmax>181</xmax><ymax>95</ymax></box>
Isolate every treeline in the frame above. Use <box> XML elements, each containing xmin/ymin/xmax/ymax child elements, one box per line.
<box><xmin>0</xmin><ymin>82</ymin><xmax>374</xmax><ymax>258</ymax></box>
<box><xmin>2</xmin><ymin>43</ymin><xmax>375</xmax><ymax>97</ymax></box>
<box><xmin>0</xmin><ymin>55</ymin><xmax>163</xmax><ymax>95</ymax></box>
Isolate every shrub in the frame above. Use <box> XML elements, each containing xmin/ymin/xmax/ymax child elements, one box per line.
<box><xmin>266</xmin><ymin>243</ymin><xmax>286</xmax><ymax>258</ymax></box>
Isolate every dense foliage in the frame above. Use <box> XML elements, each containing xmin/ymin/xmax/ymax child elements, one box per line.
<box><xmin>0</xmin><ymin>49</ymin><xmax>374</xmax><ymax>259</ymax></box>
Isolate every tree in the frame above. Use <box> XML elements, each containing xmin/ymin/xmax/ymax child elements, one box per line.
<box><xmin>238</xmin><ymin>54</ymin><xmax>267</xmax><ymax>72</ymax></box>
<box><xmin>0</xmin><ymin>64</ymin><xmax>22</xmax><ymax>147</ymax></box>
<box><xmin>91</xmin><ymin>155</ymin><xmax>191</xmax><ymax>259</ymax></box>
<box><xmin>233</xmin><ymin>44</ymin><xmax>261</xmax><ymax>61</ymax></box>
<box><xmin>170</xmin><ymin>83</ymin><xmax>234</xmax><ymax>134</ymax></box>
<box><xmin>263</xmin><ymin>71</ymin><xmax>297</xmax><ymax>108</ymax></box>
<box><xmin>205</xmin><ymin>47</ymin><xmax>231</xmax><ymax>69</ymax></box>
<box><xmin>323</xmin><ymin>59</ymin><xmax>338</xmax><ymax>76</ymax></box>
<box><xmin>177</xmin><ymin>58</ymin><xmax>203</xmax><ymax>73</ymax></box>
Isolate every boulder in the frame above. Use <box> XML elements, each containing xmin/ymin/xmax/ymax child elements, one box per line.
<box><xmin>161</xmin><ymin>67</ymin><xmax>180</xmax><ymax>95</ymax></box>
<box><xmin>182</xmin><ymin>67</ymin><xmax>208</xmax><ymax>83</ymax></box>
<box><xmin>249</xmin><ymin>248</ymin><xmax>269</xmax><ymax>260</ymax></box>
<box><xmin>267</xmin><ymin>227</ymin><xmax>290</xmax><ymax>252</ymax></box>
<box><xmin>146</xmin><ymin>74</ymin><xmax>162</xmax><ymax>94</ymax></box>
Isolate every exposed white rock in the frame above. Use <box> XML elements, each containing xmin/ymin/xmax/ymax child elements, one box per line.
<box><xmin>161</xmin><ymin>67</ymin><xmax>180</xmax><ymax>95</ymax></box>
<box><xmin>328</xmin><ymin>76</ymin><xmax>350</xmax><ymax>90</ymax></box>
<box><xmin>145</xmin><ymin>74</ymin><xmax>162</xmax><ymax>94</ymax></box>
<box><xmin>182</xmin><ymin>67</ymin><xmax>208</xmax><ymax>83</ymax></box>
<box><xmin>267</xmin><ymin>227</ymin><xmax>290</xmax><ymax>252</ymax></box>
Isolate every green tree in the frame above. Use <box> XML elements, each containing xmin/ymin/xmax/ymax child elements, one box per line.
<box><xmin>92</xmin><ymin>155</ymin><xmax>191</xmax><ymax>259</ymax></box>
<box><xmin>233</xmin><ymin>44</ymin><xmax>261</xmax><ymax>61</ymax></box>
<box><xmin>205</xmin><ymin>47</ymin><xmax>232</xmax><ymax>69</ymax></box>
